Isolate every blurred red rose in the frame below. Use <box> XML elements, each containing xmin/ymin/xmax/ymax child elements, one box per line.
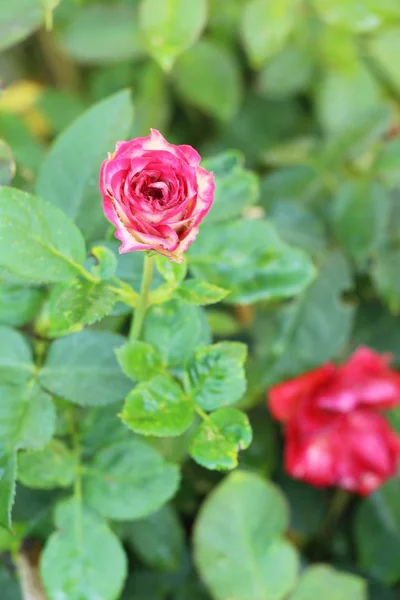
<box><xmin>268</xmin><ymin>347</ymin><xmax>400</xmax><ymax>495</ymax></box>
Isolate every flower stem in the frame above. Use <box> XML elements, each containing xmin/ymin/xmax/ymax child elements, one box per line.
<box><xmin>319</xmin><ymin>488</ymin><xmax>351</xmax><ymax>545</ymax></box>
<box><xmin>129</xmin><ymin>254</ymin><xmax>154</xmax><ymax>341</ymax></box>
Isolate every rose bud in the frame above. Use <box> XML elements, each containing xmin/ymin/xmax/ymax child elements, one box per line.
<box><xmin>268</xmin><ymin>347</ymin><xmax>400</xmax><ymax>496</ymax></box>
<box><xmin>99</xmin><ymin>129</ymin><xmax>215</xmax><ymax>262</ymax></box>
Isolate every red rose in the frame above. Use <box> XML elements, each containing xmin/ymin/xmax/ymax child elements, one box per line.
<box><xmin>268</xmin><ymin>347</ymin><xmax>400</xmax><ymax>495</ymax></box>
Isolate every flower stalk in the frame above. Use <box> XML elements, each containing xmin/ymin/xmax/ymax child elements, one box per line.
<box><xmin>129</xmin><ymin>254</ymin><xmax>155</xmax><ymax>340</ymax></box>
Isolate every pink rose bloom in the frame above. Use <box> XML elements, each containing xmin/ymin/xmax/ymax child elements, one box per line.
<box><xmin>99</xmin><ymin>129</ymin><xmax>215</xmax><ymax>262</ymax></box>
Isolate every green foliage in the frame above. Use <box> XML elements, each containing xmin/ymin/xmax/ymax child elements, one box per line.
<box><xmin>194</xmin><ymin>472</ymin><xmax>299</xmax><ymax>600</ymax></box>
<box><xmin>41</xmin><ymin>499</ymin><xmax>127</xmax><ymax>600</ymax></box>
<box><xmin>18</xmin><ymin>441</ymin><xmax>76</xmax><ymax>489</ymax></box>
<box><xmin>289</xmin><ymin>565</ymin><xmax>366</xmax><ymax>599</ymax></box>
<box><xmin>0</xmin><ymin>0</ymin><xmax>44</xmax><ymax>51</ymax></box>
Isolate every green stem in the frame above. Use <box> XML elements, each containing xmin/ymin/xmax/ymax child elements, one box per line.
<box><xmin>319</xmin><ymin>489</ymin><xmax>351</xmax><ymax>545</ymax></box>
<box><xmin>129</xmin><ymin>254</ymin><xmax>154</xmax><ymax>340</ymax></box>
<box><xmin>195</xmin><ymin>406</ymin><xmax>210</xmax><ymax>422</ymax></box>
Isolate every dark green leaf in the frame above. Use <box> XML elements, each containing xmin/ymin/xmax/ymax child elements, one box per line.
<box><xmin>372</xmin><ymin>248</ymin><xmax>400</xmax><ymax>312</ymax></box>
<box><xmin>36</xmin><ymin>91</ymin><xmax>134</xmax><ymax>244</ymax></box>
<box><xmin>39</xmin><ymin>330</ymin><xmax>131</xmax><ymax>406</ymax></box>
<box><xmin>194</xmin><ymin>471</ymin><xmax>298</xmax><ymax>600</ymax></box>
<box><xmin>116</xmin><ymin>340</ymin><xmax>164</xmax><ymax>382</ymax></box>
<box><xmin>18</xmin><ymin>440</ymin><xmax>76</xmax><ymax>489</ymax></box>
<box><xmin>190</xmin><ymin>408</ymin><xmax>252</xmax><ymax>470</ymax></box>
<box><xmin>120</xmin><ymin>375</ymin><xmax>194</xmax><ymax>437</ymax></box>
<box><xmin>41</xmin><ymin>499</ymin><xmax>127</xmax><ymax>600</ymax></box>
<box><xmin>126</xmin><ymin>504</ymin><xmax>185</xmax><ymax>572</ymax></box>
<box><xmin>139</xmin><ymin>0</ymin><xmax>207</xmax><ymax>71</ymax></box>
<box><xmin>355</xmin><ymin>478</ymin><xmax>400</xmax><ymax>584</ymax></box>
<box><xmin>332</xmin><ymin>181</ymin><xmax>390</xmax><ymax>265</ymax></box>
<box><xmin>0</xmin><ymin>282</ymin><xmax>43</xmax><ymax>327</ymax></box>
<box><xmin>0</xmin><ymin>326</ymin><xmax>34</xmax><ymax>385</ymax></box>
<box><xmin>0</xmin><ymin>188</ymin><xmax>86</xmax><ymax>283</ymax></box>
<box><xmin>189</xmin><ymin>343</ymin><xmax>247</xmax><ymax>411</ymax></box>
<box><xmin>0</xmin><ymin>453</ymin><xmax>16</xmax><ymax>530</ymax></box>
<box><xmin>83</xmin><ymin>440</ymin><xmax>180</xmax><ymax>520</ymax></box>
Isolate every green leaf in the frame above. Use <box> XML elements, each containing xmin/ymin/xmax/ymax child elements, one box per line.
<box><xmin>190</xmin><ymin>408</ymin><xmax>252</xmax><ymax>470</ymax></box>
<box><xmin>313</xmin><ymin>0</ymin><xmax>400</xmax><ymax>32</ymax></box>
<box><xmin>332</xmin><ymin>181</ymin><xmax>390</xmax><ymax>266</ymax></box>
<box><xmin>143</xmin><ymin>299</ymin><xmax>206</xmax><ymax>367</ymax></box>
<box><xmin>41</xmin><ymin>499</ymin><xmax>127</xmax><ymax>600</ymax></box>
<box><xmin>372</xmin><ymin>248</ymin><xmax>400</xmax><ymax>312</ymax></box>
<box><xmin>0</xmin><ymin>565</ymin><xmax>22</xmax><ymax>599</ymax></box>
<box><xmin>83</xmin><ymin>439</ymin><xmax>180</xmax><ymax>520</ymax></box>
<box><xmin>253</xmin><ymin>252</ymin><xmax>354</xmax><ymax>387</ymax></box>
<box><xmin>269</xmin><ymin>200</ymin><xmax>326</xmax><ymax>256</ymax></box>
<box><xmin>36</xmin><ymin>90</ymin><xmax>134</xmax><ymax>244</ymax></box>
<box><xmin>0</xmin><ymin>383</ymin><xmax>55</xmax><ymax>453</ymax></box>
<box><xmin>0</xmin><ymin>326</ymin><xmax>34</xmax><ymax>385</ymax></box>
<box><xmin>139</xmin><ymin>0</ymin><xmax>207</xmax><ymax>71</ymax></box>
<box><xmin>91</xmin><ymin>245</ymin><xmax>118</xmax><ymax>280</ymax></box>
<box><xmin>121</xmin><ymin>375</ymin><xmax>194</xmax><ymax>437</ymax></box>
<box><xmin>0</xmin><ymin>453</ymin><xmax>16</xmax><ymax>530</ymax></box>
<box><xmin>201</xmin><ymin>151</ymin><xmax>259</xmax><ymax>224</ymax></box>
<box><xmin>355</xmin><ymin>478</ymin><xmax>400</xmax><ymax>584</ymax></box>
<box><xmin>0</xmin><ymin>0</ymin><xmax>44</xmax><ymax>51</ymax></box>
<box><xmin>131</xmin><ymin>63</ymin><xmax>171</xmax><ymax>137</ymax></box>
<box><xmin>194</xmin><ymin>471</ymin><xmax>298</xmax><ymax>600</ymax></box>
<box><xmin>0</xmin><ymin>282</ymin><xmax>43</xmax><ymax>327</ymax></box>
<box><xmin>39</xmin><ymin>330</ymin><xmax>131</xmax><ymax>406</ymax></box>
<box><xmin>44</xmin><ymin>278</ymin><xmax>117</xmax><ymax>336</ymax></box>
<box><xmin>189</xmin><ymin>220</ymin><xmax>315</xmax><ymax>304</ymax></box>
<box><xmin>0</xmin><ymin>188</ymin><xmax>87</xmax><ymax>283</ymax></box>
<box><xmin>289</xmin><ymin>565</ymin><xmax>366</xmax><ymax>600</ymax></box>
<box><xmin>188</xmin><ymin>343</ymin><xmax>247</xmax><ymax>411</ymax></box>
<box><xmin>0</xmin><ymin>113</ymin><xmax>44</xmax><ymax>175</ymax></box>
<box><xmin>241</xmin><ymin>0</ymin><xmax>299</xmax><ymax>68</ymax></box>
<box><xmin>116</xmin><ymin>341</ymin><xmax>164</xmax><ymax>382</ymax></box>
<box><xmin>18</xmin><ymin>440</ymin><xmax>76</xmax><ymax>489</ymax></box>
<box><xmin>176</xmin><ymin>280</ymin><xmax>229</xmax><ymax>305</ymax></box>
<box><xmin>155</xmin><ymin>255</ymin><xmax>187</xmax><ymax>285</ymax></box>
<box><xmin>375</xmin><ymin>137</ymin><xmax>400</xmax><ymax>186</ymax></box>
<box><xmin>370</xmin><ymin>27</ymin><xmax>400</xmax><ymax>93</ymax></box>
<box><xmin>0</xmin><ymin>140</ymin><xmax>15</xmax><ymax>185</ymax></box>
<box><xmin>58</xmin><ymin>4</ymin><xmax>143</xmax><ymax>64</ymax></box>
<box><xmin>126</xmin><ymin>504</ymin><xmax>185</xmax><ymax>572</ymax></box>
<box><xmin>174</xmin><ymin>40</ymin><xmax>242</xmax><ymax>121</ymax></box>
<box><xmin>257</xmin><ymin>45</ymin><xmax>313</xmax><ymax>99</ymax></box>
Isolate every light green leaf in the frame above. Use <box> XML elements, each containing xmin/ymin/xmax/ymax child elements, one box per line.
<box><xmin>41</xmin><ymin>499</ymin><xmax>127</xmax><ymax>600</ymax></box>
<box><xmin>0</xmin><ymin>0</ymin><xmax>44</xmax><ymax>52</ymax></box>
<box><xmin>0</xmin><ymin>282</ymin><xmax>43</xmax><ymax>327</ymax></box>
<box><xmin>91</xmin><ymin>245</ymin><xmax>118</xmax><ymax>280</ymax></box>
<box><xmin>0</xmin><ymin>188</ymin><xmax>86</xmax><ymax>283</ymax></box>
<box><xmin>369</xmin><ymin>27</ymin><xmax>400</xmax><ymax>93</ymax></box>
<box><xmin>18</xmin><ymin>440</ymin><xmax>76</xmax><ymax>489</ymax></box>
<box><xmin>355</xmin><ymin>478</ymin><xmax>400</xmax><ymax>584</ymax></box>
<box><xmin>332</xmin><ymin>181</ymin><xmax>390</xmax><ymax>266</ymax></box>
<box><xmin>176</xmin><ymin>280</ymin><xmax>229</xmax><ymax>305</ymax></box>
<box><xmin>312</xmin><ymin>0</ymin><xmax>400</xmax><ymax>32</ymax></box>
<box><xmin>190</xmin><ymin>408</ymin><xmax>252</xmax><ymax>470</ymax></box>
<box><xmin>83</xmin><ymin>439</ymin><xmax>180</xmax><ymax>520</ymax></box>
<box><xmin>174</xmin><ymin>40</ymin><xmax>242</xmax><ymax>121</ymax></box>
<box><xmin>189</xmin><ymin>220</ymin><xmax>315</xmax><ymax>304</ymax></box>
<box><xmin>155</xmin><ymin>255</ymin><xmax>187</xmax><ymax>285</ymax></box>
<box><xmin>58</xmin><ymin>4</ymin><xmax>143</xmax><ymax>64</ymax></box>
<box><xmin>126</xmin><ymin>504</ymin><xmax>185</xmax><ymax>572</ymax></box>
<box><xmin>44</xmin><ymin>278</ymin><xmax>117</xmax><ymax>336</ymax></box>
<box><xmin>201</xmin><ymin>151</ymin><xmax>259</xmax><ymax>224</ymax></box>
<box><xmin>121</xmin><ymin>375</ymin><xmax>193</xmax><ymax>437</ymax></box>
<box><xmin>0</xmin><ymin>383</ymin><xmax>55</xmax><ymax>453</ymax></box>
<box><xmin>0</xmin><ymin>140</ymin><xmax>15</xmax><ymax>185</ymax></box>
<box><xmin>241</xmin><ymin>0</ymin><xmax>299</xmax><ymax>68</ymax></box>
<box><xmin>116</xmin><ymin>341</ymin><xmax>164</xmax><ymax>382</ymax></box>
<box><xmin>131</xmin><ymin>63</ymin><xmax>171</xmax><ymax>137</ymax></box>
<box><xmin>139</xmin><ymin>0</ymin><xmax>207</xmax><ymax>71</ymax></box>
<box><xmin>289</xmin><ymin>565</ymin><xmax>366</xmax><ymax>600</ymax></box>
<box><xmin>0</xmin><ymin>453</ymin><xmax>16</xmax><ymax>530</ymax></box>
<box><xmin>189</xmin><ymin>343</ymin><xmax>247</xmax><ymax>411</ymax></box>
<box><xmin>194</xmin><ymin>471</ymin><xmax>298</xmax><ymax>600</ymax></box>
<box><xmin>143</xmin><ymin>299</ymin><xmax>206</xmax><ymax>367</ymax></box>
<box><xmin>39</xmin><ymin>331</ymin><xmax>131</xmax><ymax>406</ymax></box>
<box><xmin>36</xmin><ymin>90</ymin><xmax>134</xmax><ymax>244</ymax></box>
<box><xmin>0</xmin><ymin>326</ymin><xmax>34</xmax><ymax>385</ymax></box>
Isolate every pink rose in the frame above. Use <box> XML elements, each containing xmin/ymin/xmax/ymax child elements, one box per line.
<box><xmin>99</xmin><ymin>129</ymin><xmax>215</xmax><ymax>262</ymax></box>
